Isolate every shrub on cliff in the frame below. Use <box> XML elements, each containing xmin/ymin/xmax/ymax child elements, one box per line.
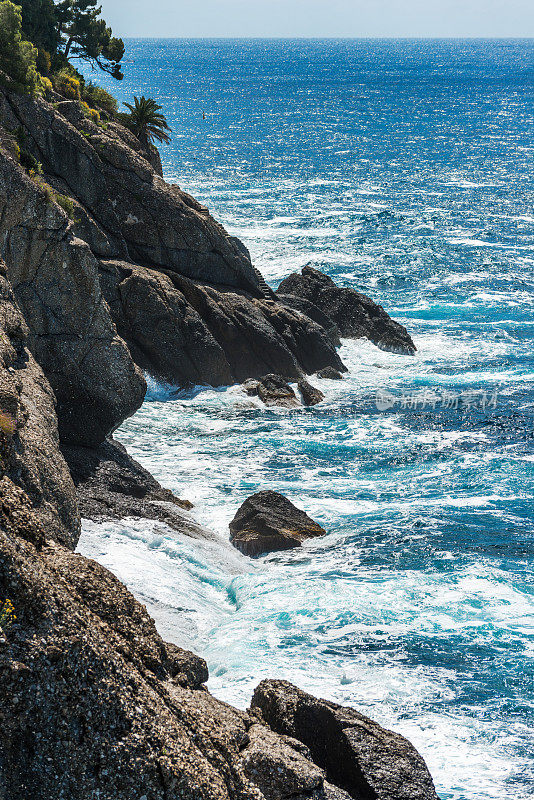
<box><xmin>51</xmin><ymin>66</ymin><xmax>81</xmax><ymax>98</ymax></box>
<box><xmin>0</xmin><ymin>1</ymin><xmax>41</xmax><ymax>95</ymax></box>
<box><xmin>82</xmin><ymin>81</ymin><xmax>118</xmax><ymax>118</ymax></box>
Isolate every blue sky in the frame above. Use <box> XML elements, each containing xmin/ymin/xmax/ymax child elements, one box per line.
<box><xmin>101</xmin><ymin>0</ymin><xmax>534</xmax><ymax>38</ymax></box>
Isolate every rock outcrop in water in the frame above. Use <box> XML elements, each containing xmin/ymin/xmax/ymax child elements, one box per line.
<box><xmin>230</xmin><ymin>491</ymin><xmax>327</xmax><ymax>556</ymax></box>
<box><xmin>251</xmin><ymin>681</ymin><xmax>439</xmax><ymax>800</ymax></box>
<box><xmin>0</xmin><ymin>81</ymin><xmax>431</xmax><ymax>800</ymax></box>
<box><xmin>278</xmin><ymin>266</ymin><xmax>417</xmax><ymax>355</ymax></box>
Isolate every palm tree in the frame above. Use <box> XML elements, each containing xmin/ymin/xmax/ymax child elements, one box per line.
<box><xmin>122</xmin><ymin>96</ymin><xmax>171</xmax><ymax>149</ymax></box>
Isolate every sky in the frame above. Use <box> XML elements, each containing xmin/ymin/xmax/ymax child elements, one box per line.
<box><xmin>100</xmin><ymin>0</ymin><xmax>534</xmax><ymax>39</ymax></box>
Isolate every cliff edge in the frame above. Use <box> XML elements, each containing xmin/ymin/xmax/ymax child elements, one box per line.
<box><xmin>0</xmin><ymin>85</ymin><xmax>435</xmax><ymax>800</ymax></box>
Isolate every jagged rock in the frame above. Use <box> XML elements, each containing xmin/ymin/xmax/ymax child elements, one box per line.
<box><xmin>251</xmin><ymin>680</ymin><xmax>439</xmax><ymax>800</ymax></box>
<box><xmin>243</xmin><ymin>375</ymin><xmax>300</xmax><ymax>408</ymax></box>
<box><xmin>0</xmin><ymin>88</ymin><xmax>262</xmax><ymax>293</ymax></box>
<box><xmin>0</xmin><ymin>145</ymin><xmax>146</xmax><ymax>446</ymax></box>
<box><xmin>170</xmin><ymin>275</ymin><xmax>345</xmax><ymax>383</ymax></box>
<box><xmin>0</xmin><ymin>259</ymin><xmax>79</xmax><ymax>548</ymax></box>
<box><xmin>164</xmin><ymin>642</ymin><xmax>209</xmax><ymax>689</ymax></box>
<box><xmin>240</xmin><ymin>723</ymin><xmax>324</xmax><ymax>800</ymax></box>
<box><xmin>277</xmin><ymin>293</ymin><xmax>341</xmax><ymax>347</ymax></box>
<box><xmin>0</xmin><ymin>480</ymin><xmax>356</xmax><ymax>800</ymax></box>
<box><xmin>298</xmin><ymin>380</ymin><xmax>325</xmax><ymax>406</ymax></box>
<box><xmin>229</xmin><ymin>491</ymin><xmax>326</xmax><ymax>556</ymax></box>
<box><xmin>316</xmin><ymin>367</ymin><xmax>344</xmax><ymax>380</ymax></box>
<box><xmin>100</xmin><ymin>260</ymin><xmax>233</xmax><ymax>387</ymax></box>
<box><xmin>61</xmin><ymin>438</ymin><xmax>214</xmax><ymax>539</ymax></box>
<box><xmin>278</xmin><ymin>267</ymin><xmax>416</xmax><ymax>355</ymax></box>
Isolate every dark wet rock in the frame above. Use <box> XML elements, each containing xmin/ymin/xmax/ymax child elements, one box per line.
<box><xmin>277</xmin><ymin>293</ymin><xmax>341</xmax><ymax>346</ymax></box>
<box><xmin>230</xmin><ymin>491</ymin><xmax>326</xmax><ymax>556</ymax></box>
<box><xmin>101</xmin><ymin>262</ymin><xmax>344</xmax><ymax>388</ymax></box>
<box><xmin>164</xmin><ymin>642</ymin><xmax>209</xmax><ymax>689</ymax></box>
<box><xmin>243</xmin><ymin>374</ymin><xmax>300</xmax><ymax>408</ymax></box>
<box><xmin>298</xmin><ymin>379</ymin><xmax>325</xmax><ymax>406</ymax></box>
<box><xmin>170</xmin><ymin>275</ymin><xmax>345</xmax><ymax>383</ymax></box>
<box><xmin>60</xmin><ymin>438</ymin><xmax>211</xmax><ymax>539</ymax></box>
<box><xmin>251</xmin><ymin>680</ymin><xmax>439</xmax><ymax>800</ymax></box>
<box><xmin>100</xmin><ymin>259</ymin><xmax>233</xmax><ymax>387</ymax></box>
<box><xmin>0</xmin><ymin>259</ymin><xmax>79</xmax><ymax>548</ymax></box>
<box><xmin>277</xmin><ymin>266</ymin><xmax>416</xmax><ymax>355</ymax></box>
<box><xmin>316</xmin><ymin>367</ymin><xmax>344</xmax><ymax>380</ymax></box>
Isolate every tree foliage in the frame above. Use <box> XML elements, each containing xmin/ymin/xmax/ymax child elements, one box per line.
<box><xmin>18</xmin><ymin>0</ymin><xmax>124</xmax><ymax>79</ymax></box>
<box><xmin>0</xmin><ymin>1</ymin><xmax>41</xmax><ymax>94</ymax></box>
<box><xmin>19</xmin><ymin>0</ymin><xmax>59</xmax><ymax>55</ymax></box>
<box><xmin>122</xmin><ymin>96</ymin><xmax>171</xmax><ymax>148</ymax></box>
<box><xmin>58</xmin><ymin>1</ymin><xmax>125</xmax><ymax>79</ymax></box>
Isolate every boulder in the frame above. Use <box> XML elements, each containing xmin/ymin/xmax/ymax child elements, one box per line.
<box><xmin>277</xmin><ymin>267</ymin><xmax>416</xmax><ymax>355</ymax></box>
<box><xmin>244</xmin><ymin>374</ymin><xmax>300</xmax><ymax>408</ymax></box>
<box><xmin>278</xmin><ymin>293</ymin><xmax>341</xmax><ymax>346</ymax></box>
<box><xmin>171</xmin><ymin>274</ymin><xmax>346</xmax><ymax>383</ymax></box>
<box><xmin>239</xmin><ymin>723</ymin><xmax>324</xmax><ymax>800</ymax></box>
<box><xmin>251</xmin><ymin>680</ymin><xmax>439</xmax><ymax>800</ymax></box>
<box><xmin>316</xmin><ymin>367</ymin><xmax>343</xmax><ymax>380</ymax></box>
<box><xmin>298</xmin><ymin>380</ymin><xmax>325</xmax><ymax>406</ymax></box>
<box><xmin>99</xmin><ymin>260</ymin><xmax>234</xmax><ymax>387</ymax></box>
<box><xmin>229</xmin><ymin>491</ymin><xmax>326</xmax><ymax>556</ymax></box>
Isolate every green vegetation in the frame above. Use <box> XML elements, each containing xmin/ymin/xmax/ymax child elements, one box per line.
<box><xmin>0</xmin><ymin>1</ymin><xmax>41</xmax><ymax>94</ymax></box>
<box><xmin>51</xmin><ymin>65</ymin><xmax>80</xmax><ymax>97</ymax></box>
<box><xmin>121</xmin><ymin>96</ymin><xmax>171</xmax><ymax>149</ymax></box>
<box><xmin>54</xmin><ymin>191</ymin><xmax>77</xmax><ymax>218</ymax></box>
<box><xmin>82</xmin><ymin>80</ymin><xmax>117</xmax><ymax>117</ymax></box>
<box><xmin>0</xmin><ymin>598</ymin><xmax>16</xmax><ymax>633</ymax></box>
<box><xmin>18</xmin><ymin>0</ymin><xmax>124</xmax><ymax>79</ymax></box>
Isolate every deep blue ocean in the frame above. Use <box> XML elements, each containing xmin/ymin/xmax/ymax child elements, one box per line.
<box><xmin>78</xmin><ymin>40</ymin><xmax>534</xmax><ymax>799</ymax></box>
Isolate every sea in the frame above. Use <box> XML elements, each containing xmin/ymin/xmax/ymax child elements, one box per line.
<box><xmin>78</xmin><ymin>40</ymin><xmax>534</xmax><ymax>800</ymax></box>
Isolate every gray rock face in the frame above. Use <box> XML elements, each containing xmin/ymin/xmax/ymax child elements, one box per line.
<box><xmin>316</xmin><ymin>367</ymin><xmax>344</xmax><ymax>380</ymax></box>
<box><xmin>251</xmin><ymin>680</ymin><xmax>439</xmax><ymax>800</ymax></box>
<box><xmin>230</xmin><ymin>491</ymin><xmax>327</xmax><ymax>556</ymax></box>
<box><xmin>100</xmin><ymin>260</ymin><xmax>234</xmax><ymax>387</ymax></box>
<box><xmin>0</xmin><ymin>259</ymin><xmax>79</xmax><ymax>548</ymax></box>
<box><xmin>1</xmin><ymin>88</ymin><xmax>261</xmax><ymax>293</ymax></box>
<box><xmin>278</xmin><ymin>266</ymin><xmax>417</xmax><ymax>355</ymax></box>
<box><xmin>0</xmin><ymin>146</ymin><xmax>146</xmax><ymax>446</ymax></box>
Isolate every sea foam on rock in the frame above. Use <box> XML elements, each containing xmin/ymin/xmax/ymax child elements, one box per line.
<box><xmin>278</xmin><ymin>266</ymin><xmax>417</xmax><ymax>355</ymax></box>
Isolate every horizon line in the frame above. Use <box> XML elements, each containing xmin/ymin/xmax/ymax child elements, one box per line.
<box><xmin>120</xmin><ymin>35</ymin><xmax>534</xmax><ymax>40</ymax></box>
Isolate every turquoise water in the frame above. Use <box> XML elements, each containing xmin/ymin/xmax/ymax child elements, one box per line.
<box><xmin>78</xmin><ymin>40</ymin><xmax>534</xmax><ymax>799</ymax></box>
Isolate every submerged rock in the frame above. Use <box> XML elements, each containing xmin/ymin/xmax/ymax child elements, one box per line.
<box><xmin>298</xmin><ymin>379</ymin><xmax>325</xmax><ymax>406</ymax></box>
<box><xmin>229</xmin><ymin>490</ymin><xmax>326</xmax><ymax>556</ymax></box>
<box><xmin>277</xmin><ymin>266</ymin><xmax>416</xmax><ymax>355</ymax></box>
<box><xmin>316</xmin><ymin>367</ymin><xmax>344</xmax><ymax>380</ymax></box>
<box><xmin>251</xmin><ymin>680</ymin><xmax>439</xmax><ymax>800</ymax></box>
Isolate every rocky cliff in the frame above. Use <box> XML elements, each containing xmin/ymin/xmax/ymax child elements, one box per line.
<box><xmin>0</xmin><ymin>86</ymin><xmax>435</xmax><ymax>800</ymax></box>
